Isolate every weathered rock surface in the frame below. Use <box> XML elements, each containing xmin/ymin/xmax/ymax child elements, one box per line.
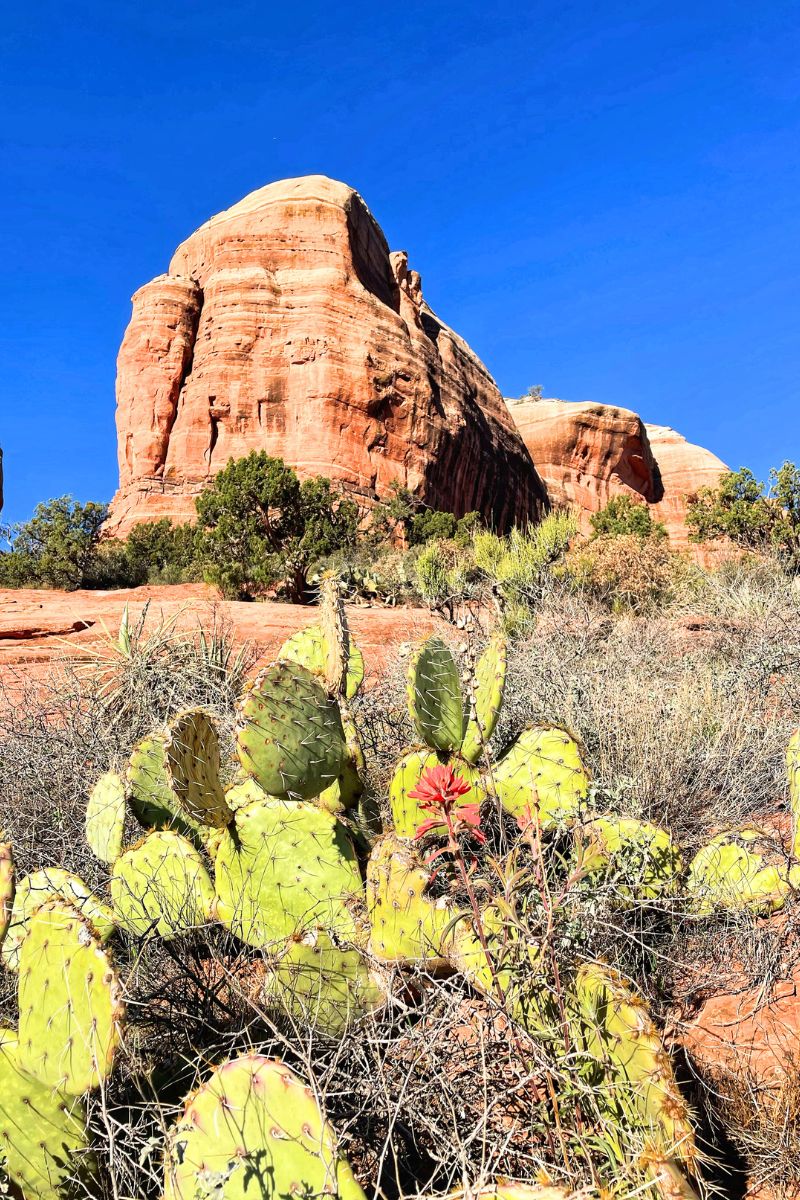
<box><xmin>108</xmin><ymin>175</ymin><xmax>546</xmax><ymax>536</ymax></box>
<box><xmin>508</xmin><ymin>398</ymin><xmax>727</xmax><ymax>546</ymax></box>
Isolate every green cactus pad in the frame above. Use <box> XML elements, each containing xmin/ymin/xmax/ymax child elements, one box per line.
<box><xmin>236</xmin><ymin>661</ymin><xmax>346</xmax><ymax>799</ymax></box>
<box><xmin>407</xmin><ymin>636</ymin><xmax>465</xmax><ymax>753</ymax></box>
<box><xmin>686</xmin><ymin>828</ymin><xmax>799</xmax><ymax>916</ymax></box>
<box><xmin>266</xmin><ymin>927</ymin><xmax>385</xmax><ymax>1037</ymax></box>
<box><xmin>163</xmin><ymin>1053</ymin><xmax>366</xmax><ymax>1200</ymax></box>
<box><xmin>788</xmin><ymin>729</ymin><xmax>800</xmax><ymax>860</ymax></box>
<box><xmin>279</xmin><ymin>623</ymin><xmax>365</xmax><ymax>700</ymax></box>
<box><xmin>86</xmin><ymin>770</ymin><xmax>126</xmax><ymax>864</ymax></box>
<box><xmin>0</xmin><ymin>843</ymin><xmax>12</xmax><ymax>947</ymax></box>
<box><xmin>491</xmin><ymin>724</ymin><xmax>589</xmax><ymax>830</ymax></box>
<box><xmin>461</xmin><ymin>632</ymin><xmax>508</xmax><ymax>764</ymax></box>
<box><xmin>318</xmin><ymin>707</ymin><xmax>365</xmax><ymax>814</ymax></box>
<box><xmin>578</xmin><ymin>816</ymin><xmax>683</xmax><ymax>903</ymax></box>
<box><xmin>389</xmin><ymin>749</ymin><xmax>484</xmax><ymax>838</ymax></box>
<box><xmin>575</xmin><ymin>962</ymin><xmax>697</xmax><ymax>1170</ymax></box>
<box><xmin>225</xmin><ymin>776</ymin><xmax>272</xmax><ymax>811</ymax></box>
<box><xmin>0</xmin><ymin>1026</ymin><xmax>93</xmax><ymax>1200</ymax></box>
<box><xmin>165</xmin><ymin>708</ymin><xmax>233</xmax><ymax>828</ymax></box>
<box><xmin>18</xmin><ymin>900</ymin><xmax>124</xmax><ymax>1095</ymax></box>
<box><xmin>111</xmin><ymin>831</ymin><xmax>215</xmax><ymax>938</ymax></box>
<box><xmin>366</xmin><ymin>835</ymin><xmax>453</xmax><ymax>966</ymax></box>
<box><xmin>127</xmin><ymin>732</ymin><xmax>201</xmax><ymax>838</ymax></box>
<box><xmin>2</xmin><ymin>867</ymin><xmax>115</xmax><ymax>972</ymax></box>
<box><xmin>214</xmin><ymin>799</ymin><xmax>363</xmax><ymax>948</ymax></box>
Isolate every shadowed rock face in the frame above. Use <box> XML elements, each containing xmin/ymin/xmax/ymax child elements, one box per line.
<box><xmin>108</xmin><ymin>175</ymin><xmax>547</xmax><ymax>536</ymax></box>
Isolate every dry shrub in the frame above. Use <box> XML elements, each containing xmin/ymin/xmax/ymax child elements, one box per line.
<box><xmin>563</xmin><ymin>533</ymin><xmax>691</xmax><ymax>613</ymax></box>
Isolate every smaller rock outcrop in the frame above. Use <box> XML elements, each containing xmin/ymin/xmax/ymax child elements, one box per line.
<box><xmin>645</xmin><ymin>424</ymin><xmax>729</xmax><ymax>549</ymax></box>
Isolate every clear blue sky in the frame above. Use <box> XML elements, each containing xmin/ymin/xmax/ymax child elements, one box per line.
<box><xmin>1</xmin><ymin>0</ymin><xmax>798</xmax><ymax>524</ymax></box>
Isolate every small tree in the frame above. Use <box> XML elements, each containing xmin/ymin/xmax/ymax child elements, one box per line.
<box><xmin>196</xmin><ymin>453</ymin><xmax>358</xmax><ymax>601</ymax></box>
<box><xmin>590</xmin><ymin>494</ymin><xmax>666</xmax><ymax>540</ymax></box>
<box><xmin>686</xmin><ymin>463</ymin><xmax>800</xmax><ymax>569</ymax></box>
<box><xmin>0</xmin><ymin>496</ymin><xmax>109</xmax><ymax>589</ymax></box>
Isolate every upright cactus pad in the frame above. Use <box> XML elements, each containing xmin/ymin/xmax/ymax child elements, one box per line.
<box><xmin>165</xmin><ymin>708</ymin><xmax>233</xmax><ymax>828</ymax></box>
<box><xmin>127</xmin><ymin>732</ymin><xmax>200</xmax><ymax>838</ymax></box>
<box><xmin>266</xmin><ymin>927</ymin><xmax>385</xmax><ymax>1037</ymax></box>
<box><xmin>389</xmin><ymin>749</ymin><xmax>484</xmax><ymax>838</ymax></box>
<box><xmin>279</xmin><ymin>624</ymin><xmax>365</xmax><ymax>700</ymax></box>
<box><xmin>215</xmin><ymin>799</ymin><xmax>363</xmax><ymax>948</ymax></box>
<box><xmin>318</xmin><ymin>708</ymin><xmax>365</xmax><ymax>814</ymax></box>
<box><xmin>111</xmin><ymin>831</ymin><xmax>215</xmax><ymax>938</ymax></box>
<box><xmin>0</xmin><ymin>843</ymin><xmax>13</xmax><ymax>946</ymax></box>
<box><xmin>461</xmin><ymin>632</ymin><xmax>508</xmax><ymax>764</ymax></box>
<box><xmin>0</xmin><ymin>1026</ymin><xmax>93</xmax><ymax>1200</ymax></box>
<box><xmin>491</xmin><ymin>725</ymin><xmax>589</xmax><ymax>831</ymax></box>
<box><xmin>18</xmin><ymin>900</ymin><xmax>124</xmax><ymax>1095</ymax></box>
<box><xmin>2</xmin><ymin>867</ymin><xmax>115</xmax><ymax>972</ymax></box>
<box><xmin>788</xmin><ymin>728</ymin><xmax>800</xmax><ymax>860</ymax></box>
<box><xmin>236</xmin><ymin>661</ymin><xmax>346</xmax><ymax>799</ymax></box>
<box><xmin>578</xmin><ymin>816</ymin><xmax>683</xmax><ymax>903</ymax></box>
<box><xmin>575</xmin><ymin>962</ymin><xmax>697</xmax><ymax>1171</ymax></box>
<box><xmin>407</xmin><ymin>636</ymin><xmax>465</xmax><ymax>753</ymax></box>
<box><xmin>366</xmin><ymin>835</ymin><xmax>453</xmax><ymax>967</ymax></box>
<box><xmin>685</xmin><ymin>828</ymin><xmax>798</xmax><ymax>916</ymax></box>
<box><xmin>86</xmin><ymin>770</ymin><xmax>126</xmax><ymax>864</ymax></box>
<box><xmin>320</xmin><ymin>575</ymin><xmax>353</xmax><ymax>696</ymax></box>
<box><xmin>163</xmin><ymin>1054</ymin><xmax>366</xmax><ymax>1200</ymax></box>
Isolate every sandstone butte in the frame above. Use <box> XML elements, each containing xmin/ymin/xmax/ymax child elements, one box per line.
<box><xmin>508</xmin><ymin>397</ymin><xmax>728</xmax><ymax>546</ymax></box>
<box><xmin>107</xmin><ymin>175</ymin><xmax>547</xmax><ymax>537</ymax></box>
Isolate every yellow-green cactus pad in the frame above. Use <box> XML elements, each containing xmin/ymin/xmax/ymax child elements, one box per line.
<box><xmin>225</xmin><ymin>776</ymin><xmax>272</xmax><ymax>811</ymax></box>
<box><xmin>163</xmin><ymin>1054</ymin><xmax>366</xmax><ymax>1200</ymax></box>
<box><xmin>318</xmin><ymin>707</ymin><xmax>365</xmax><ymax>814</ymax></box>
<box><xmin>214</xmin><ymin>799</ymin><xmax>363</xmax><ymax>948</ymax></box>
<box><xmin>366</xmin><ymin>835</ymin><xmax>453</xmax><ymax>967</ymax></box>
<box><xmin>407</xmin><ymin>636</ymin><xmax>465</xmax><ymax>753</ymax></box>
<box><xmin>389</xmin><ymin>749</ymin><xmax>484</xmax><ymax>838</ymax></box>
<box><xmin>0</xmin><ymin>843</ymin><xmax>12</xmax><ymax>946</ymax></box>
<box><xmin>578</xmin><ymin>816</ymin><xmax>683</xmax><ymax>902</ymax></box>
<box><xmin>2</xmin><ymin>867</ymin><xmax>115</xmax><ymax>972</ymax></box>
<box><xmin>86</xmin><ymin>770</ymin><xmax>126</xmax><ymax>864</ymax></box>
<box><xmin>18</xmin><ymin>900</ymin><xmax>124</xmax><ymax>1095</ymax></box>
<box><xmin>266</xmin><ymin>927</ymin><xmax>385</xmax><ymax>1037</ymax></box>
<box><xmin>788</xmin><ymin>728</ymin><xmax>800</xmax><ymax>860</ymax></box>
<box><xmin>279</xmin><ymin>623</ymin><xmax>365</xmax><ymax>700</ymax></box>
<box><xmin>127</xmin><ymin>732</ymin><xmax>201</xmax><ymax>838</ymax></box>
<box><xmin>461</xmin><ymin>632</ymin><xmax>508</xmax><ymax>764</ymax></box>
<box><xmin>686</xmin><ymin>827</ymin><xmax>798</xmax><ymax>917</ymax></box>
<box><xmin>491</xmin><ymin>724</ymin><xmax>589</xmax><ymax>830</ymax></box>
<box><xmin>236</xmin><ymin>661</ymin><xmax>346</xmax><ymax>800</ymax></box>
<box><xmin>111</xmin><ymin>831</ymin><xmax>215</xmax><ymax>938</ymax></box>
<box><xmin>165</xmin><ymin>708</ymin><xmax>233</xmax><ymax>828</ymax></box>
<box><xmin>0</xmin><ymin>1026</ymin><xmax>93</xmax><ymax>1200</ymax></box>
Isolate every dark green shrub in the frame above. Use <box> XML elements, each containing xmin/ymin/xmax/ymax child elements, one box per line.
<box><xmin>590</xmin><ymin>494</ymin><xmax>666</xmax><ymax>540</ymax></box>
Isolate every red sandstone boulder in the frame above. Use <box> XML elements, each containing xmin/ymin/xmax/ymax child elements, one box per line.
<box><xmin>108</xmin><ymin>176</ymin><xmax>546</xmax><ymax>536</ymax></box>
<box><xmin>645</xmin><ymin>423</ymin><xmax>729</xmax><ymax>549</ymax></box>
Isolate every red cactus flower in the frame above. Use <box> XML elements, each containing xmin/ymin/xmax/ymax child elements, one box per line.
<box><xmin>409</xmin><ymin>763</ymin><xmax>485</xmax><ymax>844</ymax></box>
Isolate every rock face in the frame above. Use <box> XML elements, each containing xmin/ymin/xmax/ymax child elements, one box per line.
<box><xmin>108</xmin><ymin>176</ymin><xmax>546</xmax><ymax>536</ymax></box>
<box><xmin>508</xmin><ymin>398</ymin><xmax>727</xmax><ymax>546</ymax></box>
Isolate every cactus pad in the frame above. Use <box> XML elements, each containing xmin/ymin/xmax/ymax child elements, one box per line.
<box><xmin>407</xmin><ymin>636</ymin><xmax>465</xmax><ymax>753</ymax></box>
<box><xmin>111</xmin><ymin>831</ymin><xmax>215</xmax><ymax>938</ymax></box>
<box><xmin>366</xmin><ymin>835</ymin><xmax>453</xmax><ymax>966</ymax></box>
<box><xmin>279</xmin><ymin>623</ymin><xmax>365</xmax><ymax>700</ymax></box>
<box><xmin>461</xmin><ymin>632</ymin><xmax>508</xmax><ymax>764</ymax></box>
<box><xmin>163</xmin><ymin>1053</ymin><xmax>366</xmax><ymax>1200</ymax></box>
<box><xmin>686</xmin><ymin>828</ymin><xmax>799</xmax><ymax>916</ymax></box>
<box><xmin>165</xmin><ymin>708</ymin><xmax>233</xmax><ymax>828</ymax></box>
<box><xmin>0</xmin><ymin>1026</ymin><xmax>93</xmax><ymax>1200</ymax></box>
<box><xmin>389</xmin><ymin>749</ymin><xmax>483</xmax><ymax>838</ymax></box>
<box><xmin>491</xmin><ymin>725</ymin><xmax>589</xmax><ymax>830</ymax></box>
<box><xmin>236</xmin><ymin>661</ymin><xmax>346</xmax><ymax>799</ymax></box>
<box><xmin>214</xmin><ymin>799</ymin><xmax>363</xmax><ymax>948</ymax></box>
<box><xmin>18</xmin><ymin>900</ymin><xmax>124</xmax><ymax>1095</ymax></box>
<box><xmin>318</xmin><ymin>707</ymin><xmax>365</xmax><ymax>814</ymax></box>
<box><xmin>86</xmin><ymin>770</ymin><xmax>126</xmax><ymax>864</ymax></box>
<box><xmin>788</xmin><ymin>728</ymin><xmax>800</xmax><ymax>860</ymax></box>
<box><xmin>2</xmin><ymin>867</ymin><xmax>115</xmax><ymax>972</ymax></box>
<box><xmin>0</xmin><ymin>843</ymin><xmax>12</xmax><ymax>947</ymax></box>
<box><xmin>579</xmin><ymin>816</ymin><xmax>683</xmax><ymax>902</ymax></box>
<box><xmin>266</xmin><ymin>927</ymin><xmax>385</xmax><ymax>1037</ymax></box>
<box><xmin>127</xmin><ymin>732</ymin><xmax>200</xmax><ymax>838</ymax></box>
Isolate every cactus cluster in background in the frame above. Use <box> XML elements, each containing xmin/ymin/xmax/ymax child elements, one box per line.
<box><xmin>1</xmin><ymin>577</ymin><xmax>799</xmax><ymax>1200</ymax></box>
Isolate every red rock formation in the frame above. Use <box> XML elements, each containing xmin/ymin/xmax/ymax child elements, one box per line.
<box><xmin>108</xmin><ymin>176</ymin><xmax>546</xmax><ymax>536</ymax></box>
<box><xmin>645</xmin><ymin>423</ymin><xmax>729</xmax><ymax>549</ymax></box>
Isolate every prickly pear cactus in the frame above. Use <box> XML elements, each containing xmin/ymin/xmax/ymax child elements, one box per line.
<box><xmin>17</xmin><ymin>899</ymin><xmax>124</xmax><ymax>1094</ymax></box>
<box><xmin>225</xmin><ymin>776</ymin><xmax>272</xmax><ymax>811</ymax></box>
<box><xmin>111</xmin><ymin>830</ymin><xmax>215</xmax><ymax>938</ymax></box>
<box><xmin>236</xmin><ymin>661</ymin><xmax>346</xmax><ymax>799</ymax></box>
<box><xmin>0</xmin><ymin>1026</ymin><xmax>94</xmax><ymax>1200</ymax></box>
<box><xmin>686</xmin><ymin>827</ymin><xmax>799</xmax><ymax>916</ymax></box>
<box><xmin>578</xmin><ymin>816</ymin><xmax>683</xmax><ymax>903</ymax></box>
<box><xmin>366</xmin><ymin>835</ymin><xmax>453</xmax><ymax>967</ymax></box>
<box><xmin>407</xmin><ymin>636</ymin><xmax>465</xmax><ymax>753</ymax></box>
<box><xmin>788</xmin><ymin>728</ymin><xmax>800</xmax><ymax>860</ymax></box>
<box><xmin>214</xmin><ymin>799</ymin><xmax>363</xmax><ymax>948</ymax></box>
<box><xmin>0</xmin><ymin>842</ymin><xmax>12</xmax><ymax>946</ymax></box>
<box><xmin>461</xmin><ymin>632</ymin><xmax>508</xmax><ymax>764</ymax></box>
<box><xmin>317</xmin><ymin>706</ymin><xmax>365</xmax><ymax>815</ymax></box>
<box><xmin>2</xmin><ymin>867</ymin><xmax>115</xmax><ymax>972</ymax></box>
<box><xmin>165</xmin><ymin>708</ymin><xmax>233</xmax><ymax>828</ymax></box>
<box><xmin>490</xmin><ymin>725</ymin><xmax>589</xmax><ymax>831</ymax></box>
<box><xmin>266</xmin><ymin>927</ymin><xmax>385</xmax><ymax>1037</ymax></box>
<box><xmin>389</xmin><ymin>749</ymin><xmax>484</xmax><ymax>838</ymax></box>
<box><xmin>127</xmin><ymin>732</ymin><xmax>201</xmax><ymax>839</ymax></box>
<box><xmin>163</xmin><ymin>1054</ymin><xmax>366</xmax><ymax>1200</ymax></box>
<box><xmin>86</xmin><ymin>770</ymin><xmax>126</xmax><ymax>864</ymax></box>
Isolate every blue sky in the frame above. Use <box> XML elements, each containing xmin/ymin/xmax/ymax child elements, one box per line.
<box><xmin>1</xmin><ymin>0</ymin><xmax>798</xmax><ymax>524</ymax></box>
